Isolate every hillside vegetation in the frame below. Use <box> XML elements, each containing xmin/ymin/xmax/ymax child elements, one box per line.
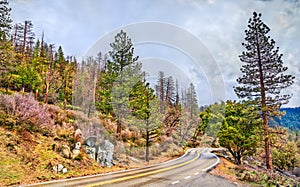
<box><xmin>1</xmin><ymin>1</ymin><xmax>300</xmax><ymax>186</ymax></box>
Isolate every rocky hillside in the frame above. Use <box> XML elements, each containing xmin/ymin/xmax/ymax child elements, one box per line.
<box><xmin>0</xmin><ymin>93</ymin><xmax>182</xmax><ymax>186</ymax></box>
<box><xmin>0</xmin><ymin>94</ymin><xmax>122</xmax><ymax>186</ymax></box>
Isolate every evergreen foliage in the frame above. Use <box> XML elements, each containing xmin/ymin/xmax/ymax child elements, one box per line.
<box><xmin>219</xmin><ymin>100</ymin><xmax>262</xmax><ymax>165</ymax></box>
<box><xmin>234</xmin><ymin>12</ymin><xmax>295</xmax><ymax>169</ymax></box>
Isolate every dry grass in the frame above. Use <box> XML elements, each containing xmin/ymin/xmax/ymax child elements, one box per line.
<box><xmin>210</xmin><ymin>157</ymin><xmax>300</xmax><ymax>186</ymax></box>
<box><xmin>0</xmin><ymin>127</ymin><xmax>128</xmax><ymax>186</ymax></box>
<box><xmin>210</xmin><ymin>157</ymin><xmax>244</xmax><ymax>185</ymax></box>
<box><xmin>0</xmin><ymin>124</ymin><xmax>182</xmax><ymax>186</ymax></box>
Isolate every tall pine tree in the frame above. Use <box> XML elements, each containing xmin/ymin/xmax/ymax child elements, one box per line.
<box><xmin>0</xmin><ymin>0</ymin><xmax>14</xmax><ymax>91</ymax></box>
<box><xmin>97</xmin><ymin>30</ymin><xmax>140</xmax><ymax>138</ymax></box>
<box><xmin>0</xmin><ymin>0</ymin><xmax>11</xmax><ymax>40</ymax></box>
<box><xmin>234</xmin><ymin>12</ymin><xmax>295</xmax><ymax>170</ymax></box>
<box><xmin>129</xmin><ymin>79</ymin><xmax>162</xmax><ymax>162</ymax></box>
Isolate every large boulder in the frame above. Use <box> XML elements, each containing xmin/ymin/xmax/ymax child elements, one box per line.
<box><xmin>83</xmin><ymin>136</ymin><xmax>97</xmax><ymax>147</ymax></box>
<box><xmin>96</xmin><ymin>140</ymin><xmax>114</xmax><ymax>167</ymax></box>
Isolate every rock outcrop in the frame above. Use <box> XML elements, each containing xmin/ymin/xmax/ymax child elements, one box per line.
<box><xmin>83</xmin><ymin>137</ymin><xmax>114</xmax><ymax>167</ymax></box>
<box><xmin>96</xmin><ymin>140</ymin><xmax>114</xmax><ymax>167</ymax></box>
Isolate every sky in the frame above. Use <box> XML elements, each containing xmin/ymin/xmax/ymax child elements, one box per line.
<box><xmin>10</xmin><ymin>0</ymin><xmax>300</xmax><ymax>107</ymax></box>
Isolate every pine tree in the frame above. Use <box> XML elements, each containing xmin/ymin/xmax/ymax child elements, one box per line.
<box><xmin>165</xmin><ymin>76</ymin><xmax>175</xmax><ymax>106</ymax></box>
<box><xmin>12</xmin><ymin>20</ymin><xmax>35</xmax><ymax>64</ymax></box>
<box><xmin>111</xmin><ymin>62</ymin><xmax>143</xmax><ymax>140</ymax></box>
<box><xmin>156</xmin><ymin>71</ymin><xmax>166</xmax><ymax>113</ymax></box>
<box><xmin>107</xmin><ymin>30</ymin><xmax>138</xmax><ymax>74</ymax></box>
<box><xmin>0</xmin><ymin>0</ymin><xmax>14</xmax><ymax>91</ymax></box>
<box><xmin>73</xmin><ymin>57</ymin><xmax>99</xmax><ymax>116</ymax></box>
<box><xmin>234</xmin><ymin>12</ymin><xmax>295</xmax><ymax>170</ymax></box>
<box><xmin>54</xmin><ymin>46</ymin><xmax>75</xmax><ymax>108</ymax></box>
<box><xmin>97</xmin><ymin>30</ymin><xmax>139</xmax><ymax>138</ymax></box>
<box><xmin>178</xmin><ymin>83</ymin><xmax>199</xmax><ymax>144</ymax></box>
<box><xmin>187</xmin><ymin>83</ymin><xmax>198</xmax><ymax>118</ymax></box>
<box><xmin>129</xmin><ymin>79</ymin><xmax>162</xmax><ymax>162</ymax></box>
<box><xmin>219</xmin><ymin>100</ymin><xmax>262</xmax><ymax>165</ymax></box>
<box><xmin>0</xmin><ymin>0</ymin><xmax>12</xmax><ymax>41</ymax></box>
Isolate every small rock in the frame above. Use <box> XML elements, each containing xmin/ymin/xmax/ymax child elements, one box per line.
<box><xmin>52</xmin><ymin>166</ymin><xmax>58</xmax><ymax>173</ymax></box>
<box><xmin>57</xmin><ymin>164</ymin><xmax>64</xmax><ymax>172</ymax></box>
<box><xmin>85</xmin><ymin>146</ymin><xmax>96</xmax><ymax>160</ymax></box>
<box><xmin>72</xmin><ymin>142</ymin><xmax>81</xmax><ymax>159</ymax></box>
<box><xmin>53</xmin><ymin>164</ymin><xmax>64</xmax><ymax>173</ymax></box>
<box><xmin>61</xmin><ymin>167</ymin><xmax>67</xmax><ymax>174</ymax></box>
<box><xmin>74</xmin><ymin>142</ymin><xmax>81</xmax><ymax>150</ymax></box>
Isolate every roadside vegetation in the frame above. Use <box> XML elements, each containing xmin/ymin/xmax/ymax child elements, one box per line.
<box><xmin>0</xmin><ymin>1</ymin><xmax>299</xmax><ymax>186</ymax></box>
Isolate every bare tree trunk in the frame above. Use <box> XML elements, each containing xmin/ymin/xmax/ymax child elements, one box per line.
<box><xmin>45</xmin><ymin>83</ymin><xmax>49</xmax><ymax>103</ymax></box>
<box><xmin>256</xmin><ymin>32</ymin><xmax>272</xmax><ymax>170</ymax></box>
<box><xmin>146</xmin><ymin>120</ymin><xmax>150</xmax><ymax>163</ymax></box>
<box><xmin>35</xmin><ymin>89</ymin><xmax>38</xmax><ymax>100</ymax></box>
<box><xmin>21</xmin><ymin>21</ymin><xmax>28</xmax><ymax>64</ymax></box>
<box><xmin>263</xmin><ymin>111</ymin><xmax>272</xmax><ymax>169</ymax></box>
<box><xmin>117</xmin><ymin>118</ymin><xmax>121</xmax><ymax>141</ymax></box>
<box><xmin>45</xmin><ymin>44</ymin><xmax>54</xmax><ymax>104</ymax></box>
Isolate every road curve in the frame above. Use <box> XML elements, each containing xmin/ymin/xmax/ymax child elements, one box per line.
<box><xmin>25</xmin><ymin>148</ymin><xmax>236</xmax><ymax>187</ymax></box>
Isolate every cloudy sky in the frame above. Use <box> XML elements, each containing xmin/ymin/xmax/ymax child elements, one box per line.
<box><xmin>10</xmin><ymin>0</ymin><xmax>300</xmax><ymax>107</ymax></box>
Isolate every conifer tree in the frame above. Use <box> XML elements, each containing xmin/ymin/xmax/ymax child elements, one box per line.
<box><xmin>129</xmin><ymin>79</ymin><xmax>162</xmax><ymax>162</ymax></box>
<box><xmin>219</xmin><ymin>100</ymin><xmax>262</xmax><ymax>165</ymax></box>
<box><xmin>0</xmin><ymin>0</ymin><xmax>12</xmax><ymax>40</ymax></box>
<box><xmin>234</xmin><ymin>12</ymin><xmax>295</xmax><ymax>170</ymax></box>
<box><xmin>0</xmin><ymin>0</ymin><xmax>14</xmax><ymax>91</ymax></box>
<box><xmin>97</xmin><ymin>30</ymin><xmax>140</xmax><ymax>138</ymax></box>
<box><xmin>156</xmin><ymin>71</ymin><xmax>166</xmax><ymax>113</ymax></box>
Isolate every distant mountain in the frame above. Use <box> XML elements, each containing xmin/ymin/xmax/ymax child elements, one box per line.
<box><xmin>271</xmin><ymin>107</ymin><xmax>300</xmax><ymax>131</ymax></box>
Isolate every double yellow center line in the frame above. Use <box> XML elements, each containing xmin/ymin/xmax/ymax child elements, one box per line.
<box><xmin>85</xmin><ymin>150</ymin><xmax>201</xmax><ymax>186</ymax></box>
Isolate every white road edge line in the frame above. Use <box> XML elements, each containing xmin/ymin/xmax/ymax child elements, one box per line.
<box><xmin>184</xmin><ymin>176</ymin><xmax>191</xmax><ymax>179</ymax></box>
<box><xmin>194</xmin><ymin>172</ymin><xmax>199</xmax><ymax>175</ymax></box>
<box><xmin>201</xmin><ymin>152</ymin><xmax>220</xmax><ymax>172</ymax></box>
<box><xmin>172</xmin><ymin>180</ymin><xmax>180</xmax><ymax>184</ymax></box>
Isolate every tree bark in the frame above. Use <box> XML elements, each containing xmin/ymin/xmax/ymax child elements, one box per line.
<box><xmin>45</xmin><ymin>83</ymin><xmax>49</xmax><ymax>103</ymax></box>
<box><xmin>146</xmin><ymin>120</ymin><xmax>150</xmax><ymax>163</ymax></box>
<box><xmin>117</xmin><ymin>118</ymin><xmax>121</xmax><ymax>141</ymax></box>
<box><xmin>21</xmin><ymin>21</ymin><xmax>27</xmax><ymax>64</ymax></box>
<box><xmin>256</xmin><ymin>29</ymin><xmax>272</xmax><ymax>170</ymax></box>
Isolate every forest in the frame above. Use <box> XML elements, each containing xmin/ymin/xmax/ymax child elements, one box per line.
<box><xmin>0</xmin><ymin>0</ymin><xmax>299</xmax><ymax>186</ymax></box>
<box><xmin>273</xmin><ymin>107</ymin><xmax>300</xmax><ymax>131</ymax></box>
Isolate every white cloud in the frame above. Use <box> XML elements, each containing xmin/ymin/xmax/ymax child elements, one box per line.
<box><xmin>9</xmin><ymin>0</ymin><xmax>300</xmax><ymax>106</ymax></box>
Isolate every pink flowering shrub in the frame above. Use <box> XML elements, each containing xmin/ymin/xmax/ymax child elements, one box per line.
<box><xmin>0</xmin><ymin>93</ymin><xmax>54</xmax><ymax>133</ymax></box>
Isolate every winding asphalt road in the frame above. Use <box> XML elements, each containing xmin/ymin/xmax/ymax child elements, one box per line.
<box><xmin>26</xmin><ymin>148</ymin><xmax>237</xmax><ymax>187</ymax></box>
